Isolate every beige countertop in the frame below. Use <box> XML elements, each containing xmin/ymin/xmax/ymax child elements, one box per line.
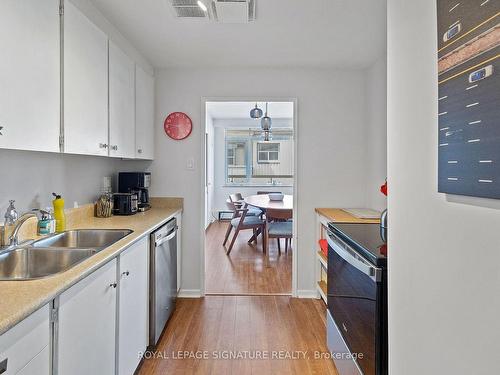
<box><xmin>0</xmin><ymin>199</ymin><xmax>182</xmax><ymax>335</ymax></box>
<box><xmin>315</xmin><ymin>208</ymin><xmax>381</xmax><ymax>224</ymax></box>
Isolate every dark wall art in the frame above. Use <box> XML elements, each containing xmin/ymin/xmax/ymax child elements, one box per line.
<box><xmin>437</xmin><ymin>0</ymin><xmax>500</xmax><ymax>199</ymax></box>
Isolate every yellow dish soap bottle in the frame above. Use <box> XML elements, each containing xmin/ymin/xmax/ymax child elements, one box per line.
<box><xmin>52</xmin><ymin>193</ymin><xmax>66</xmax><ymax>232</ymax></box>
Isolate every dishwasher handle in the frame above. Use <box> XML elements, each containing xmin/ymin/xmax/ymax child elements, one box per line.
<box><xmin>156</xmin><ymin>228</ymin><xmax>177</xmax><ymax>246</ymax></box>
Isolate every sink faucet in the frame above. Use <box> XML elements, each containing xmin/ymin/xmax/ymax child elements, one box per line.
<box><xmin>7</xmin><ymin>213</ymin><xmax>37</xmax><ymax>248</ymax></box>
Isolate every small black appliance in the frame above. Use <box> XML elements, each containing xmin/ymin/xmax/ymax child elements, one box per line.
<box><xmin>113</xmin><ymin>193</ymin><xmax>138</xmax><ymax>215</ymax></box>
<box><xmin>118</xmin><ymin>172</ymin><xmax>151</xmax><ymax>211</ymax></box>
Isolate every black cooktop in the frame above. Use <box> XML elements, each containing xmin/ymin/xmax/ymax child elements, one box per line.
<box><xmin>328</xmin><ymin>222</ymin><xmax>387</xmax><ymax>267</ymax></box>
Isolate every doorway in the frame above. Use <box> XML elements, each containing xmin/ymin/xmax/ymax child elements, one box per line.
<box><xmin>201</xmin><ymin>99</ymin><xmax>297</xmax><ymax>296</ymax></box>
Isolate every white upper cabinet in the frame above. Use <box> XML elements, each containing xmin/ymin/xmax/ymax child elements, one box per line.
<box><xmin>135</xmin><ymin>65</ymin><xmax>155</xmax><ymax>160</ymax></box>
<box><xmin>64</xmin><ymin>1</ymin><xmax>108</xmax><ymax>156</ymax></box>
<box><xmin>109</xmin><ymin>41</ymin><xmax>136</xmax><ymax>159</ymax></box>
<box><xmin>0</xmin><ymin>0</ymin><xmax>60</xmax><ymax>152</ymax></box>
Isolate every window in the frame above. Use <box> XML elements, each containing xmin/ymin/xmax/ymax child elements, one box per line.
<box><xmin>257</xmin><ymin>142</ymin><xmax>280</xmax><ymax>163</ymax></box>
<box><xmin>225</xmin><ymin>129</ymin><xmax>293</xmax><ymax>186</ymax></box>
<box><xmin>226</xmin><ymin>141</ymin><xmax>247</xmax><ymax>180</ymax></box>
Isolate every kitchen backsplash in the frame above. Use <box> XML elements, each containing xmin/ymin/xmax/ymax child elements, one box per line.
<box><xmin>0</xmin><ymin>149</ymin><xmax>151</xmax><ymax>213</ymax></box>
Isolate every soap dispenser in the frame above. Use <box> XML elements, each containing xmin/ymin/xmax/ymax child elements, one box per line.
<box><xmin>33</xmin><ymin>209</ymin><xmax>56</xmax><ymax>235</ymax></box>
<box><xmin>52</xmin><ymin>193</ymin><xmax>66</xmax><ymax>233</ymax></box>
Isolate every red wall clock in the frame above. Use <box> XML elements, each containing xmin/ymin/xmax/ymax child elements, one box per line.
<box><xmin>164</xmin><ymin>112</ymin><xmax>193</xmax><ymax>140</ymax></box>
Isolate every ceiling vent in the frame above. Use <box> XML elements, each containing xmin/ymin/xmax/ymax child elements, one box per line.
<box><xmin>170</xmin><ymin>0</ymin><xmax>209</xmax><ymax>18</ymax></box>
<box><xmin>212</xmin><ymin>0</ymin><xmax>256</xmax><ymax>23</ymax></box>
<box><xmin>169</xmin><ymin>0</ymin><xmax>256</xmax><ymax>23</ymax></box>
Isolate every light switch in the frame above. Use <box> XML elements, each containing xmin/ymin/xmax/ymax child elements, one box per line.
<box><xmin>186</xmin><ymin>157</ymin><xmax>195</xmax><ymax>170</ymax></box>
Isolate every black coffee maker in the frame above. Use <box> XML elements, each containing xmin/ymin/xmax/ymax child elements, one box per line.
<box><xmin>118</xmin><ymin>172</ymin><xmax>151</xmax><ymax>212</ymax></box>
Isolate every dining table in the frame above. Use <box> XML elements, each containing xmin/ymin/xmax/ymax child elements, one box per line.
<box><xmin>243</xmin><ymin>194</ymin><xmax>293</xmax><ymax>254</ymax></box>
<box><xmin>243</xmin><ymin>194</ymin><xmax>293</xmax><ymax>211</ymax></box>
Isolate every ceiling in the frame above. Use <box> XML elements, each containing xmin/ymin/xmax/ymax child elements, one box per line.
<box><xmin>89</xmin><ymin>0</ymin><xmax>387</xmax><ymax>69</ymax></box>
<box><xmin>207</xmin><ymin>102</ymin><xmax>293</xmax><ymax>119</ymax></box>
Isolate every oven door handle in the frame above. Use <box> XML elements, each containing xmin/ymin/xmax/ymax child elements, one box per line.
<box><xmin>327</xmin><ymin>231</ymin><xmax>382</xmax><ymax>282</ymax></box>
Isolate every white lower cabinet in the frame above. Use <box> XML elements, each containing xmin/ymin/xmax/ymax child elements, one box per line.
<box><xmin>118</xmin><ymin>237</ymin><xmax>149</xmax><ymax>375</ymax></box>
<box><xmin>57</xmin><ymin>260</ymin><xmax>117</xmax><ymax>375</ymax></box>
<box><xmin>56</xmin><ymin>239</ymin><xmax>150</xmax><ymax>375</ymax></box>
<box><xmin>16</xmin><ymin>346</ymin><xmax>50</xmax><ymax>375</ymax></box>
<box><xmin>0</xmin><ymin>305</ymin><xmax>50</xmax><ymax>375</ymax></box>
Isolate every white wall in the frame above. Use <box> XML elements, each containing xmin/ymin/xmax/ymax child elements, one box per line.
<box><xmin>365</xmin><ymin>56</ymin><xmax>388</xmax><ymax>211</ymax></box>
<box><xmin>151</xmin><ymin>67</ymin><xmax>371</xmax><ymax>295</ymax></box>
<box><xmin>0</xmin><ymin>149</ymin><xmax>150</xmax><ymax>213</ymax></box>
<box><xmin>388</xmin><ymin>1</ymin><xmax>500</xmax><ymax>374</ymax></box>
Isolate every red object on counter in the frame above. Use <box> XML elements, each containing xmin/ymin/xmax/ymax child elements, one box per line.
<box><xmin>319</xmin><ymin>239</ymin><xmax>328</xmax><ymax>258</ymax></box>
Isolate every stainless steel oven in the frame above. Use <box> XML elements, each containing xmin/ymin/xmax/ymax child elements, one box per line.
<box><xmin>327</xmin><ymin>224</ymin><xmax>387</xmax><ymax>375</ymax></box>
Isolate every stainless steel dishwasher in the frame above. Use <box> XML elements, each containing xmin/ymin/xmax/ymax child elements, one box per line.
<box><xmin>149</xmin><ymin>217</ymin><xmax>177</xmax><ymax>347</ymax></box>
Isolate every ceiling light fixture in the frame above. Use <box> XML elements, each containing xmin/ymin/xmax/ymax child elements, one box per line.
<box><xmin>250</xmin><ymin>103</ymin><xmax>263</xmax><ymax>119</ymax></box>
<box><xmin>261</xmin><ymin>102</ymin><xmax>272</xmax><ymax>131</ymax></box>
<box><xmin>197</xmin><ymin>0</ymin><xmax>208</xmax><ymax>12</ymax></box>
<box><xmin>263</xmin><ymin>130</ymin><xmax>271</xmax><ymax>142</ymax></box>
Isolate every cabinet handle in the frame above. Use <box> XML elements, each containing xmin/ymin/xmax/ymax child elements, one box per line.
<box><xmin>99</xmin><ymin>143</ymin><xmax>108</xmax><ymax>149</ymax></box>
<box><xmin>109</xmin><ymin>283</ymin><xmax>117</xmax><ymax>289</ymax></box>
<box><xmin>111</xmin><ymin>145</ymin><xmax>118</xmax><ymax>151</ymax></box>
<box><xmin>121</xmin><ymin>270</ymin><xmax>130</xmax><ymax>277</ymax></box>
<box><xmin>137</xmin><ymin>148</ymin><xmax>143</xmax><ymax>154</ymax></box>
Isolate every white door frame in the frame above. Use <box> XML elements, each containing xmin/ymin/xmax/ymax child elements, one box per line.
<box><xmin>200</xmin><ymin>96</ymin><xmax>299</xmax><ymax>297</ymax></box>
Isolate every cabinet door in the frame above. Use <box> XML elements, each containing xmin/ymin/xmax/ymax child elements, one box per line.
<box><xmin>58</xmin><ymin>260</ymin><xmax>117</xmax><ymax>375</ymax></box>
<box><xmin>109</xmin><ymin>41</ymin><xmax>135</xmax><ymax>158</ymax></box>
<box><xmin>135</xmin><ymin>65</ymin><xmax>155</xmax><ymax>160</ymax></box>
<box><xmin>0</xmin><ymin>0</ymin><xmax>60</xmax><ymax>152</ymax></box>
<box><xmin>0</xmin><ymin>305</ymin><xmax>50</xmax><ymax>375</ymax></box>
<box><xmin>118</xmin><ymin>237</ymin><xmax>149</xmax><ymax>375</ymax></box>
<box><xmin>16</xmin><ymin>346</ymin><xmax>49</xmax><ymax>375</ymax></box>
<box><xmin>64</xmin><ymin>1</ymin><xmax>108</xmax><ymax>156</ymax></box>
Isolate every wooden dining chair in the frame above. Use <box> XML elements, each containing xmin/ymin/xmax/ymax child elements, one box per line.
<box><xmin>228</xmin><ymin>194</ymin><xmax>263</xmax><ymax>217</ymax></box>
<box><xmin>229</xmin><ymin>193</ymin><xmax>243</xmax><ymax>202</ymax></box>
<box><xmin>223</xmin><ymin>200</ymin><xmax>266</xmax><ymax>255</ymax></box>
<box><xmin>226</xmin><ymin>196</ymin><xmax>263</xmax><ymax>233</ymax></box>
<box><xmin>265</xmin><ymin>208</ymin><xmax>293</xmax><ymax>254</ymax></box>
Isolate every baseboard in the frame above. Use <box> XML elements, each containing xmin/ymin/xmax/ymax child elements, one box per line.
<box><xmin>297</xmin><ymin>289</ymin><xmax>320</xmax><ymax>299</ymax></box>
<box><xmin>178</xmin><ymin>289</ymin><xmax>203</xmax><ymax>298</ymax></box>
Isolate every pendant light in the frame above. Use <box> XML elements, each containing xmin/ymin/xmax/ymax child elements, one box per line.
<box><xmin>263</xmin><ymin>130</ymin><xmax>271</xmax><ymax>142</ymax></box>
<box><xmin>250</xmin><ymin>103</ymin><xmax>263</xmax><ymax>119</ymax></box>
<box><xmin>261</xmin><ymin>102</ymin><xmax>272</xmax><ymax>131</ymax></box>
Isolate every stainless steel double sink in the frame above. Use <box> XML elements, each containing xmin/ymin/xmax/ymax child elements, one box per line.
<box><xmin>0</xmin><ymin>229</ymin><xmax>132</xmax><ymax>281</ymax></box>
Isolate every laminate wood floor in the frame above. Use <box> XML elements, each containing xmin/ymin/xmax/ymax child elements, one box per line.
<box><xmin>138</xmin><ymin>296</ymin><xmax>338</xmax><ymax>375</ymax></box>
<box><xmin>205</xmin><ymin>221</ymin><xmax>292</xmax><ymax>295</ymax></box>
